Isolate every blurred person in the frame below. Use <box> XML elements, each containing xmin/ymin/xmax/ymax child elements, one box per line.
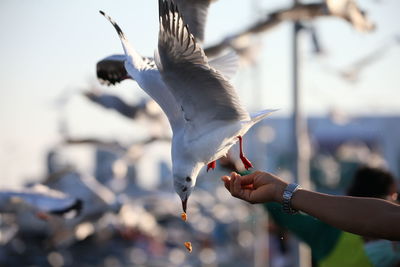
<box><xmin>221</xmin><ymin>167</ymin><xmax>400</xmax><ymax>266</ymax></box>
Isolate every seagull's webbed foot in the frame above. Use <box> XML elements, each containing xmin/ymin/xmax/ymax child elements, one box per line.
<box><xmin>238</xmin><ymin>136</ymin><xmax>253</xmax><ymax>170</ymax></box>
<box><xmin>240</xmin><ymin>155</ymin><xmax>253</xmax><ymax>170</ymax></box>
<box><xmin>207</xmin><ymin>161</ymin><xmax>216</xmax><ymax>172</ymax></box>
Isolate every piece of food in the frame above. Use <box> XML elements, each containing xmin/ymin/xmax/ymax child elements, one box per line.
<box><xmin>181</xmin><ymin>212</ymin><xmax>187</xmax><ymax>221</ymax></box>
<box><xmin>184</xmin><ymin>242</ymin><xmax>192</xmax><ymax>252</ymax></box>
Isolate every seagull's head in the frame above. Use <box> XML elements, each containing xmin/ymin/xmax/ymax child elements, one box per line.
<box><xmin>172</xmin><ymin>162</ymin><xmax>203</xmax><ymax>213</ymax></box>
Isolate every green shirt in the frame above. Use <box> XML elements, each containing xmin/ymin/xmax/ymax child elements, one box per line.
<box><xmin>265</xmin><ymin>203</ymin><xmax>373</xmax><ymax>267</ymax></box>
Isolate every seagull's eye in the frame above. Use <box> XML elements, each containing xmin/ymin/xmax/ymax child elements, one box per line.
<box><xmin>186</xmin><ymin>177</ymin><xmax>192</xmax><ymax>182</ymax></box>
<box><xmin>182</xmin><ymin>186</ymin><xmax>188</xmax><ymax>192</ymax></box>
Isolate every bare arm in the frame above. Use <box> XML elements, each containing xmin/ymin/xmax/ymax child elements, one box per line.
<box><xmin>221</xmin><ymin>171</ymin><xmax>400</xmax><ymax>241</ymax></box>
<box><xmin>291</xmin><ymin>189</ymin><xmax>400</xmax><ymax>240</ymax></box>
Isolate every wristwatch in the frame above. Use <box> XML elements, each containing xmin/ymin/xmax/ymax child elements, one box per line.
<box><xmin>282</xmin><ymin>183</ymin><xmax>301</xmax><ymax>214</ymax></box>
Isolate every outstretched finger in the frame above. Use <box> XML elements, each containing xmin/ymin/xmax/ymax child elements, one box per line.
<box><xmin>230</xmin><ymin>174</ymin><xmax>236</xmax><ymax>195</ymax></box>
<box><xmin>232</xmin><ymin>174</ymin><xmax>245</xmax><ymax>198</ymax></box>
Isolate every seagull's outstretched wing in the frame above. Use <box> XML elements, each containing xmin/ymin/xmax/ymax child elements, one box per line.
<box><xmin>96</xmin><ymin>54</ymin><xmax>129</xmax><ymax>85</ymax></box>
<box><xmin>175</xmin><ymin>0</ymin><xmax>214</xmax><ymax>43</ymax></box>
<box><xmin>156</xmin><ymin>0</ymin><xmax>249</xmax><ymax>129</ymax></box>
<box><xmin>96</xmin><ymin>54</ymin><xmax>156</xmax><ymax>85</ymax></box>
<box><xmin>326</xmin><ymin>0</ymin><xmax>375</xmax><ymax>32</ymax></box>
<box><xmin>100</xmin><ymin>11</ymin><xmax>184</xmax><ymax>131</ymax></box>
<box><xmin>96</xmin><ymin>52</ymin><xmax>239</xmax><ymax>85</ymax></box>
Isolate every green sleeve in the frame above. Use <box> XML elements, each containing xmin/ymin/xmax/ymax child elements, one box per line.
<box><xmin>265</xmin><ymin>202</ymin><xmax>341</xmax><ymax>261</ymax></box>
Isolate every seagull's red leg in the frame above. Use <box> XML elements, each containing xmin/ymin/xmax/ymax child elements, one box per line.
<box><xmin>207</xmin><ymin>161</ymin><xmax>216</xmax><ymax>172</ymax></box>
<box><xmin>238</xmin><ymin>136</ymin><xmax>253</xmax><ymax>170</ymax></box>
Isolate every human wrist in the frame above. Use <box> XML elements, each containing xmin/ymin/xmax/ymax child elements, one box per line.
<box><xmin>289</xmin><ymin>188</ymin><xmax>305</xmax><ymax>211</ymax></box>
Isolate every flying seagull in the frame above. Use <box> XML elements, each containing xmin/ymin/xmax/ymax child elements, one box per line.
<box><xmin>325</xmin><ymin>0</ymin><xmax>375</xmax><ymax>33</ymax></box>
<box><xmin>99</xmin><ymin>0</ymin><xmax>275</xmax><ymax>212</ymax></box>
<box><xmin>96</xmin><ymin>0</ymin><xmax>226</xmax><ymax>86</ymax></box>
<box><xmin>0</xmin><ymin>185</ymin><xmax>82</xmax><ymax>219</ymax></box>
<box><xmin>204</xmin><ymin>0</ymin><xmax>375</xmax><ymax>58</ymax></box>
<box><xmin>319</xmin><ymin>34</ymin><xmax>400</xmax><ymax>83</ymax></box>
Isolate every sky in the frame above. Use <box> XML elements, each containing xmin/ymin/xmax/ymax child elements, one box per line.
<box><xmin>0</xmin><ymin>0</ymin><xmax>399</xmax><ymax>188</ymax></box>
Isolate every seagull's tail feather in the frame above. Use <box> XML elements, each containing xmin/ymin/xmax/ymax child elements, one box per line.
<box><xmin>250</xmin><ymin>109</ymin><xmax>278</xmax><ymax>125</ymax></box>
<box><xmin>99</xmin><ymin>10</ymin><xmax>144</xmax><ymax>70</ymax></box>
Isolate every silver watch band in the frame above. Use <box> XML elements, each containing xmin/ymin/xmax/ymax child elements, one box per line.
<box><xmin>282</xmin><ymin>183</ymin><xmax>301</xmax><ymax>214</ymax></box>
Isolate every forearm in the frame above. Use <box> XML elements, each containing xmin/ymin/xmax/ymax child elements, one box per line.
<box><xmin>290</xmin><ymin>189</ymin><xmax>400</xmax><ymax>240</ymax></box>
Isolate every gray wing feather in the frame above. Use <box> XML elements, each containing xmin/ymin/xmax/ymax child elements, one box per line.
<box><xmin>100</xmin><ymin>10</ymin><xmax>184</xmax><ymax>131</ymax></box>
<box><xmin>174</xmin><ymin>0</ymin><xmax>213</xmax><ymax>43</ymax></box>
<box><xmin>157</xmin><ymin>0</ymin><xmax>249</xmax><ymax>127</ymax></box>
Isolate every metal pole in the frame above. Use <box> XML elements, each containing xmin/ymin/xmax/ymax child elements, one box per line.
<box><xmin>250</xmin><ymin>2</ymin><xmax>269</xmax><ymax>267</ymax></box>
<box><xmin>292</xmin><ymin>4</ymin><xmax>312</xmax><ymax>267</ymax></box>
<box><xmin>292</xmin><ymin>22</ymin><xmax>311</xmax><ymax>190</ymax></box>
<box><xmin>292</xmin><ymin>20</ymin><xmax>300</xmax><ymax>183</ymax></box>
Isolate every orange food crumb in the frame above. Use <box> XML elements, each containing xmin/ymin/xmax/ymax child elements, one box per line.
<box><xmin>181</xmin><ymin>212</ymin><xmax>187</xmax><ymax>221</ymax></box>
<box><xmin>184</xmin><ymin>242</ymin><xmax>192</xmax><ymax>252</ymax></box>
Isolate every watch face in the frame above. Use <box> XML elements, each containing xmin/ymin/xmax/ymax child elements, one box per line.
<box><xmin>282</xmin><ymin>183</ymin><xmax>300</xmax><ymax>214</ymax></box>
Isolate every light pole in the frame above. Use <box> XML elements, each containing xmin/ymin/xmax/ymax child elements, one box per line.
<box><xmin>291</xmin><ymin>2</ymin><xmax>312</xmax><ymax>267</ymax></box>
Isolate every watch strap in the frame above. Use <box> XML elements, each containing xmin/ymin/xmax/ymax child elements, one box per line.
<box><xmin>282</xmin><ymin>183</ymin><xmax>300</xmax><ymax>214</ymax></box>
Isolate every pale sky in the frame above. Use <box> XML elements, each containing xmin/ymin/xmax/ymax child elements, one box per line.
<box><xmin>0</xmin><ymin>0</ymin><xmax>399</xmax><ymax>188</ymax></box>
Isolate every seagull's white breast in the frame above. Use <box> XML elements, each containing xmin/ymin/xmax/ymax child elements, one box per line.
<box><xmin>181</xmin><ymin>119</ymin><xmax>249</xmax><ymax>164</ymax></box>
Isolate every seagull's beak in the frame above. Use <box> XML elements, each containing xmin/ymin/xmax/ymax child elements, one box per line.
<box><xmin>182</xmin><ymin>198</ymin><xmax>188</xmax><ymax>213</ymax></box>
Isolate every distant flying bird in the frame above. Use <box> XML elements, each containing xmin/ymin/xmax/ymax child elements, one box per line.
<box><xmin>325</xmin><ymin>0</ymin><xmax>375</xmax><ymax>33</ymax></box>
<box><xmin>44</xmin><ymin>171</ymin><xmax>122</xmax><ymax>222</ymax></box>
<box><xmin>204</xmin><ymin>0</ymin><xmax>375</xmax><ymax>58</ymax></box>
<box><xmin>84</xmin><ymin>91</ymin><xmax>164</xmax><ymax>120</ymax></box>
<box><xmin>339</xmin><ymin>35</ymin><xmax>399</xmax><ymax>82</ymax></box>
<box><xmin>321</xmin><ymin>34</ymin><xmax>400</xmax><ymax>83</ymax></box>
<box><xmin>96</xmin><ymin>0</ymin><xmax>225</xmax><ymax>86</ymax></box>
<box><xmin>0</xmin><ymin>185</ymin><xmax>82</xmax><ymax>219</ymax></box>
<box><xmin>63</xmin><ymin>135</ymin><xmax>171</xmax><ymax>159</ymax></box>
<box><xmin>84</xmin><ymin>91</ymin><xmax>145</xmax><ymax>119</ymax></box>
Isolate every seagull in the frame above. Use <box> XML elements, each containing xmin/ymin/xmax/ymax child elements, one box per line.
<box><xmin>0</xmin><ymin>185</ymin><xmax>82</xmax><ymax>219</ymax></box>
<box><xmin>204</xmin><ymin>0</ymin><xmax>375</xmax><ymax>58</ymax></box>
<box><xmin>320</xmin><ymin>34</ymin><xmax>400</xmax><ymax>83</ymax></box>
<box><xmin>325</xmin><ymin>0</ymin><xmax>375</xmax><ymax>33</ymax></box>
<box><xmin>96</xmin><ymin>0</ymin><xmax>227</xmax><ymax>86</ymax></box>
<box><xmin>99</xmin><ymin>0</ymin><xmax>275</xmax><ymax>212</ymax></box>
<box><xmin>84</xmin><ymin>90</ymin><xmax>164</xmax><ymax>121</ymax></box>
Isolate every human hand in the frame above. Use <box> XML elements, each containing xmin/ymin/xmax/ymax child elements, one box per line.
<box><xmin>221</xmin><ymin>171</ymin><xmax>288</xmax><ymax>204</ymax></box>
